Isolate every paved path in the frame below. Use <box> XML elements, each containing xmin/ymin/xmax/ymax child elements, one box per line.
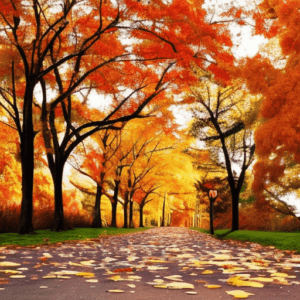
<box><xmin>1</xmin><ymin>227</ymin><xmax>300</xmax><ymax>299</ymax></box>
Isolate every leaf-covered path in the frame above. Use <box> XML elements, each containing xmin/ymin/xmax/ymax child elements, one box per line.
<box><xmin>1</xmin><ymin>227</ymin><xmax>300</xmax><ymax>299</ymax></box>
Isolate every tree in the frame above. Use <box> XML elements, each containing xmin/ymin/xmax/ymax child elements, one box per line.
<box><xmin>110</xmin><ymin>117</ymin><xmax>175</xmax><ymax>228</ymax></box>
<box><xmin>241</xmin><ymin>1</ymin><xmax>300</xmax><ymax>209</ymax></box>
<box><xmin>188</xmin><ymin>79</ymin><xmax>257</xmax><ymax>231</ymax></box>
<box><xmin>0</xmin><ymin>0</ymin><xmax>244</xmax><ymax>233</ymax></box>
<box><xmin>69</xmin><ymin>128</ymin><xmax>120</xmax><ymax>228</ymax></box>
<box><xmin>135</xmin><ymin>183</ymin><xmax>160</xmax><ymax>227</ymax></box>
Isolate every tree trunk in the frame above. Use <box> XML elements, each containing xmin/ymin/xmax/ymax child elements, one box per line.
<box><xmin>53</xmin><ymin>166</ymin><xmax>65</xmax><ymax>231</ymax></box>
<box><xmin>129</xmin><ymin>197</ymin><xmax>134</xmax><ymax>228</ymax></box>
<box><xmin>127</xmin><ymin>174</ymin><xmax>133</xmax><ymax>228</ymax></box>
<box><xmin>139</xmin><ymin>204</ymin><xmax>144</xmax><ymax>227</ymax></box>
<box><xmin>92</xmin><ymin>184</ymin><xmax>103</xmax><ymax>228</ymax></box>
<box><xmin>209</xmin><ymin>199</ymin><xmax>214</xmax><ymax>235</ymax></box>
<box><xmin>231</xmin><ymin>191</ymin><xmax>239</xmax><ymax>231</ymax></box>
<box><xmin>123</xmin><ymin>199</ymin><xmax>128</xmax><ymax>228</ymax></box>
<box><xmin>18</xmin><ymin>137</ymin><xmax>35</xmax><ymax>234</ymax></box>
<box><xmin>18</xmin><ymin>89</ymin><xmax>35</xmax><ymax>235</ymax></box>
<box><xmin>111</xmin><ymin>180</ymin><xmax>119</xmax><ymax>227</ymax></box>
<box><xmin>161</xmin><ymin>192</ymin><xmax>166</xmax><ymax>227</ymax></box>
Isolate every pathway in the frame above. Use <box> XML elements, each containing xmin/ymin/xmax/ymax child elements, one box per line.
<box><xmin>1</xmin><ymin>227</ymin><xmax>300</xmax><ymax>299</ymax></box>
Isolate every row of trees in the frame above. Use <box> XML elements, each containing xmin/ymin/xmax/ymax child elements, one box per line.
<box><xmin>0</xmin><ymin>0</ymin><xmax>242</xmax><ymax>233</ymax></box>
<box><xmin>69</xmin><ymin>117</ymin><xmax>179</xmax><ymax>229</ymax></box>
<box><xmin>1</xmin><ymin>0</ymin><xmax>299</xmax><ymax>234</ymax></box>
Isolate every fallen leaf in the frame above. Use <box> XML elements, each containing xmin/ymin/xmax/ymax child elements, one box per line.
<box><xmin>109</xmin><ymin>275</ymin><xmax>124</xmax><ymax>281</ymax></box>
<box><xmin>226</xmin><ymin>290</ymin><xmax>254</xmax><ymax>299</ymax></box>
<box><xmin>0</xmin><ymin>270</ymin><xmax>21</xmax><ymax>274</ymax></box>
<box><xmin>75</xmin><ymin>272</ymin><xmax>95</xmax><ymax>277</ymax></box>
<box><xmin>128</xmin><ymin>275</ymin><xmax>142</xmax><ymax>280</ymax></box>
<box><xmin>42</xmin><ymin>253</ymin><xmax>53</xmax><ymax>258</ymax></box>
<box><xmin>166</xmin><ymin>282</ymin><xmax>194</xmax><ymax>289</ymax></box>
<box><xmin>213</xmin><ymin>255</ymin><xmax>232</xmax><ymax>261</ymax></box>
<box><xmin>0</xmin><ymin>262</ymin><xmax>21</xmax><ymax>267</ymax></box>
<box><xmin>147</xmin><ymin>266</ymin><xmax>168</xmax><ymax>271</ymax></box>
<box><xmin>205</xmin><ymin>284</ymin><xmax>222</xmax><ymax>289</ymax></box>
<box><xmin>251</xmin><ymin>277</ymin><xmax>273</xmax><ymax>283</ymax></box>
<box><xmin>0</xmin><ymin>280</ymin><xmax>9</xmax><ymax>285</ymax></box>
<box><xmin>113</xmin><ymin>268</ymin><xmax>134</xmax><ymax>273</ymax></box>
<box><xmin>54</xmin><ymin>271</ymin><xmax>79</xmax><ymax>275</ymax></box>
<box><xmin>164</xmin><ymin>275</ymin><xmax>183</xmax><ymax>281</ymax></box>
<box><xmin>10</xmin><ymin>275</ymin><xmax>26</xmax><ymax>279</ymax></box>
<box><xmin>271</xmin><ymin>273</ymin><xmax>289</xmax><ymax>278</ymax></box>
<box><xmin>177</xmin><ymin>254</ymin><xmax>194</xmax><ymax>259</ymax></box>
<box><xmin>107</xmin><ymin>289</ymin><xmax>124</xmax><ymax>293</ymax></box>
<box><xmin>86</xmin><ymin>279</ymin><xmax>98</xmax><ymax>283</ymax></box>
<box><xmin>80</xmin><ymin>260</ymin><xmax>96</xmax><ymax>266</ymax></box>
<box><xmin>227</xmin><ymin>276</ymin><xmax>264</xmax><ymax>288</ymax></box>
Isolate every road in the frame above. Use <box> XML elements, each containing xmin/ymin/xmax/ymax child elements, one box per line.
<box><xmin>1</xmin><ymin>227</ymin><xmax>300</xmax><ymax>299</ymax></box>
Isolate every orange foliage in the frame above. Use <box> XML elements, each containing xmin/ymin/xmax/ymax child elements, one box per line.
<box><xmin>240</xmin><ymin>1</ymin><xmax>300</xmax><ymax>200</ymax></box>
<box><xmin>213</xmin><ymin>202</ymin><xmax>300</xmax><ymax>232</ymax></box>
<box><xmin>170</xmin><ymin>210</ymin><xmax>194</xmax><ymax>227</ymax></box>
<box><xmin>63</xmin><ymin>190</ymin><xmax>92</xmax><ymax>229</ymax></box>
<box><xmin>0</xmin><ymin>202</ymin><xmax>20</xmax><ymax>232</ymax></box>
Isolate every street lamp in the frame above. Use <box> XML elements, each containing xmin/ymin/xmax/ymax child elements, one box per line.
<box><xmin>208</xmin><ymin>189</ymin><xmax>218</xmax><ymax>235</ymax></box>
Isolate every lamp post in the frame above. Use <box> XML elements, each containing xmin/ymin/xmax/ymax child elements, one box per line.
<box><xmin>208</xmin><ymin>190</ymin><xmax>218</xmax><ymax>235</ymax></box>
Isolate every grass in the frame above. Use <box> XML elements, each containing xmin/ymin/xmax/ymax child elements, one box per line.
<box><xmin>191</xmin><ymin>227</ymin><xmax>300</xmax><ymax>252</ymax></box>
<box><xmin>0</xmin><ymin>227</ymin><xmax>150</xmax><ymax>247</ymax></box>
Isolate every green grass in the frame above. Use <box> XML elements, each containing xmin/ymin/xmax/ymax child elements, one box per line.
<box><xmin>0</xmin><ymin>227</ymin><xmax>149</xmax><ymax>247</ymax></box>
<box><xmin>191</xmin><ymin>228</ymin><xmax>300</xmax><ymax>252</ymax></box>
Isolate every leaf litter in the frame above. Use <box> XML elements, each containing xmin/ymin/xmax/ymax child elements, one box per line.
<box><xmin>1</xmin><ymin>227</ymin><xmax>300</xmax><ymax>298</ymax></box>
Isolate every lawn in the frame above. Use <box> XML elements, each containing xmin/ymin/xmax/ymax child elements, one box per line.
<box><xmin>191</xmin><ymin>228</ymin><xmax>300</xmax><ymax>252</ymax></box>
<box><xmin>0</xmin><ymin>227</ymin><xmax>149</xmax><ymax>247</ymax></box>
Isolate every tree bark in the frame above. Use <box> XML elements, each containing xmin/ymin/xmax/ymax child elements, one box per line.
<box><xmin>127</xmin><ymin>174</ymin><xmax>134</xmax><ymax>228</ymax></box>
<box><xmin>123</xmin><ymin>198</ymin><xmax>128</xmax><ymax>228</ymax></box>
<box><xmin>129</xmin><ymin>197</ymin><xmax>134</xmax><ymax>228</ymax></box>
<box><xmin>139</xmin><ymin>204</ymin><xmax>144</xmax><ymax>227</ymax></box>
<box><xmin>209</xmin><ymin>198</ymin><xmax>214</xmax><ymax>235</ymax></box>
<box><xmin>111</xmin><ymin>180</ymin><xmax>119</xmax><ymax>227</ymax></box>
<box><xmin>161</xmin><ymin>192</ymin><xmax>166</xmax><ymax>227</ymax></box>
<box><xmin>53</xmin><ymin>166</ymin><xmax>65</xmax><ymax>231</ymax></box>
<box><xmin>92</xmin><ymin>184</ymin><xmax>103</xmax><ymax>228</ymax></box>
<box><xmin>18</xmin><ymin>88</ymin><xmax>35</xmax><ymax>235</ymax></box>
<box><xmin>231</xmin><ymin>190</ymin><xmax>239</xmax><ymax>231</ymax></box>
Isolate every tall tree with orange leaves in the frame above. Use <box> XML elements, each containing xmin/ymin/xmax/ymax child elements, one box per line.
<box><xmin>241</xmin><ymin>0</ymin><xmax>300</xmax><ymax>208</ymax></box>
<box><xmin>0</xmin><ymin>0</ymin><xmax>244</xmax><ymax>233</ymax></box>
